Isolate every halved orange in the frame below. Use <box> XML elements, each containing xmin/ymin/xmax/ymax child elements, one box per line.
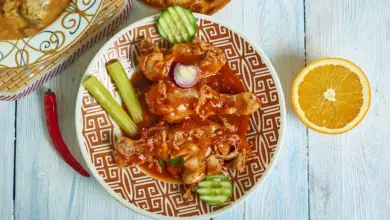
<box><xmin>292</xmin><ymin>58</ymin><xmax>371</xmax><ymax>134</ymax></box>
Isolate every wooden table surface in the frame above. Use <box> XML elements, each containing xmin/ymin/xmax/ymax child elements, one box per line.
<box><xmin>1</xmin><ymin>0</ymin><xmax>390</xmax><ymax>219</ymax></box>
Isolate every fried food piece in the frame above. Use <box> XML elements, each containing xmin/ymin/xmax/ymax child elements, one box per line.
<box><xmin>2</xmin><ymin>0</ymin><xmax>50</xmax><ymax>23</ymax></box>
<box><xmin>139</xmin><ymin>0</ymin><xmax>231</xmax><ymax>15</ymax></box>
<box><xmin>140</xmin><ymin>0</ymin><xmax>197</xmax><ymax>9</ymax></box>
<box><xmin>21</xmin><ymin>0</ymin><xmax>50</xmax><ymax>24</ymax></box>
<box><xmin>189</xmin><ymin>0</ymin><xmax>231</xmax><ymax>15</ymax></box>
<box><xmin>2</xmin><ymin>0</ymin><xmax>22</xmax><ymax>17</ymax></box>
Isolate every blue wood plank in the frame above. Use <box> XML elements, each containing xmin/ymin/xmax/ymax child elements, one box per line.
<box><xmin>214</xmin><ymin>0</ymin><xmax>308</xmax><ymax>219</ymax></box>
<box><xmin>0</xmin><ymin>101</ymin><xmax>16</xmax><ymax>220</ymax></box>
<box><xmin>306</xmin><ymin>0</ymin><xmax>390</xmax><ymax>219</ymax></box>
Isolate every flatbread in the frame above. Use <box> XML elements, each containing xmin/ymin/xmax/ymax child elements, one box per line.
<box><xmin>139</xmin><ymin>0</ymin><xmax>198</xmax><ymax>9</ymax></box>
<box><xmin>189</xmin><ymin>0</ymin><xmax>231</xmax><ymax>15</ymax></box>
<box><xmin>139</xmin><ymin>0</ymin><xmax>231</xmax><ymax>15</ymax></box>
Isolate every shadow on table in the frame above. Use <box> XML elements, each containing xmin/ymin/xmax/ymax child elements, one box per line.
<box><xmin>270</xmin><ymin>52</ymin><xmax>305</xmax><ymax>119</ymax></box>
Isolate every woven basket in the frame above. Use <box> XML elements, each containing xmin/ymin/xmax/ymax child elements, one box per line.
<box><xmin>0</xmin><ymin>0</ymin><xmax>133</xmax><ymax>101</ymax></box>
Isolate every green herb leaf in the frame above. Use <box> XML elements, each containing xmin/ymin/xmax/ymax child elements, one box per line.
<box><xmin>168</xmin><ymin>157</ymin><xmax>184</xmax><ymax>168</ymax></box>
<box><xmin>159</xmin><ymin>159</ymin><xmax>166</xmax><ymax>168</ymax></box>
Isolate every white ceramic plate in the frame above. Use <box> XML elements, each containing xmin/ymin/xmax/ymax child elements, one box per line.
<box><xmin>75</xmin><ymin>14</ymin><xmax>286</xmax><ymax>219</ymax></box>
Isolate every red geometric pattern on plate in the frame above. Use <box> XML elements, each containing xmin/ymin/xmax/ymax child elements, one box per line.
<box><xmin>81</xmin><ymin>18</ymin><xmax>281</xmax><ymax>217</ymax></box>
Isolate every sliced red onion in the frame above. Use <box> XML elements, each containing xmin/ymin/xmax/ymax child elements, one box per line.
<box><xmin>172</xmin><ymin>63</ymin><xmax>201</xmax><ymax>88</ymax></box>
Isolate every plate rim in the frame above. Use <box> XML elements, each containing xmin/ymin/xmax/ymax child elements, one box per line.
<box><xmin>75</xmin><ymin>13</ymin><xmax>286</xmax><ymax>220</ymax></box>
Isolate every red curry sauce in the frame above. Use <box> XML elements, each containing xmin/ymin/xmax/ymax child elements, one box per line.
<box><xmin>122</xmin><ymin>64</ymin><xmax>250</xmax><ymax>183</ymax></box>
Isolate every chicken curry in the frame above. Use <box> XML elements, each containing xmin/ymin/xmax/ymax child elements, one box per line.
<box><xmin>0</xmin><ymin>0</ymin><xmax>70</xmax><ymax>40</ymax></box>
<box><xmin>113</xmin><ymin>38</ymin><xmax>262</xmax><ymax>202</ymax></box>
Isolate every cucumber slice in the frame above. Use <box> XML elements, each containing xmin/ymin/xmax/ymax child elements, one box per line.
<box><xmin>203</xmin><ymin>201</ymin><xmax>226</xmax><ymax>206</ymax></box>
<box><xmin>203</xmin><ymin>174</ymin><xmax>229</xmax><ymax>181</ymax></box>
<box><xmin>200</xmin><ymin>195</ymin><xmax>231</xmax><ymax>206</ymax></box>
<box><xmin>157</xmin><ymin>6</ymin><xmax>197</xmax><ymax>44</ymax></box>
<box><xmin>197</xmin><ymin>180</ymin><xmax>232</xmax><ymax>188</ymax></box>
<box><xmin>197</xmin><ymin>188</ymin><xmax>232</xmax><ymax>196</ymax></box>
<box><xmin>184</xmin><ymin>7</ymin><xmax>196</xmax><ymax>24</ymax></box>
<box><xmin>166</xmin><ymin>7</ymin><xmax>189</xmax><ymax>41</ymax></box>
<box><xmin>157</xmin><ymin>17</ymin><xmax>176</xmax><ymax>43</ymax></box>
<box><xmin>172</xmin><ymin>6</ymin><xmax>196</xmax><ymax>39</ymax></box>
<box><xmin>157</xmin><ymin>23</ymin><xmax>168</xmax><ymax>39</ymax></box>
<box><xmin>197</xmin><ymin>175</ymin><xmax>233</xmax><ymax>206</ymax></box>
<box><xmin>160</xmin><ymin>10</ymin><xmax>182</xmax><ymax>43</ymax></box>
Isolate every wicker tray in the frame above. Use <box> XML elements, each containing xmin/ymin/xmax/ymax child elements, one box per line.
<box><xmin>0</xmin><ymin>0</ymin><xmax>133</xmax><ymax>101</ymax></box>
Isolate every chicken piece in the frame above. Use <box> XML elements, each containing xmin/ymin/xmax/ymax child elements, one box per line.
<box><xmin>172</xmin><ymin>142</ymin><xmax>200</xmax><ymax>158</ymax></box>
<box><xmin>145</xmin><ymin>80</ymin><xmax>261</xmax><ymax>122</ymax></box>
<box><xmin>214</xmin><ymin>134</ymin><xmax>240</xmax><ymax>156</ymax></box>
<box><xmin>115</xmin><ymin>120</ymin><xmax>222</xmax><ymax>162</ymax></box>
<box><xmin>183</xmin><ymin>183</ymin><xmax>197</xmax><ymax>203</ymax></box>
<box><xmin>2</xmin><ymin>0</ymin><xmax>22</xmax><ymax>17</ymax></box>
<box><xmin>115</xmin><ymin>136</ymin><xmax>145</xmax><ymax>156</ymax></box>
<box><xmin>114</xmin><ymin>149</ymin><xmax>161</xmax><ymax>170</ymax></box>
<box><xmin>171</xmin><ymin>38</ymin><xmax>227</xmax><ymax>76</ymax></box>
<box><xmin>115</xmin><ymin>122</ymin><xmax>170</xmax><ymax>160</ymax></box>
<box><xmin>138</xmin><ymin>38</ymin><xmax>173</xmax><ymax>81</ymax></box>
<box><xmin>206</xmin><ymin>155</ymin><xmax>222</xmax><ymax>175</ymax></box>
<box><xmin>219</xmin><ymin>116</ymin><xmax>237</xmax><ymax>132</ymax></box>
<box><xmin>21</xmin><ymin>0</ymin><xmax>50</xmax><ymax>24</ymax></box>
<box><xmin>144</xmin><ymin>80</ymin><xmax>196</xmax><ymax>122</ymax></box>
<box><xmin>212</xmin><ymin>133</ymin><xmax>248</xmax><ymax>172</ymax></box>
<box><xmin>182</xmin><ymin>157</ymin><xmax>206</xmax><ymax>184</ymax></box>
<box><xmin>232</xmin><ymin>149</ymin><xmax>247</xmax><ymax>172</ymax></box>
<box><xmin>196</xmin><ymin>85</ymin><xmax>261</xmax><ymax>119</ymax></box>
<box><xmin>138</xmin><ymin>38</ymin><xmax>226</xmax><ymax>81</ymax></box>
<box><xmin>114</xmin><ymin>119</ymin><xmax>244</xmax><ymax>185</ymax></box>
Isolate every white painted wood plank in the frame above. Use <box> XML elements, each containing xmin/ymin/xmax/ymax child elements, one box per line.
<box><xmin>214</xmin><ymin>1</ymin><xmax>308</xmax><ymax>220</ymax></box>
<box><xmin>0</xmin><ymin>101</ymin><xmax>15</xmax><ymax>220</ymax></box>
<box><xmin>306</xmin><ymin>0</ymin><xmax>390</xmax><ymax>219</ymax></box>
<box><xmin>242</xmin><ymin>1</ymin><xmax>309</xmax><ymax>220</ymax></box>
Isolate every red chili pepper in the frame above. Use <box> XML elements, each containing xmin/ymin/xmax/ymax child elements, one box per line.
<box><xmin>44</xmin><ymin>89</ymin><xmax>90</xmax><ymax>177</ymax></box>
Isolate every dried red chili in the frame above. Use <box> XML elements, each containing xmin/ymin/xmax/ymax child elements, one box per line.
<box><xmin>44</xmin><ymin>89</ymin><xmax>90</xmax><ymax>177</ymax></box>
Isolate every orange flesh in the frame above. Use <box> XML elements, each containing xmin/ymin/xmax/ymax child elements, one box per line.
<box><xmin>298</xmin><ymin>64</ymin><xmax>363</xmax><ymax>129</ymax></box>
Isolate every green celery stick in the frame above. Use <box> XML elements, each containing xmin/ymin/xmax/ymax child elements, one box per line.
<box><xmin>106</xmin><ymin>61</ymin><xmax>143</xmax><ymax>123</ymax></box>
<box><xmin>83</xmin><ymin>76</ymin><xmax>138</xmax><ymax>136</ymax></box>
